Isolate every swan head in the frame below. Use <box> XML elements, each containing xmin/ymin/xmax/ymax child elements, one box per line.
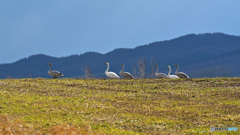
<box><xmin>105</xmin><ymin>62</ymin><xmax>109</xmax><ymax>65</ymax></box>
<box><xmin>174</xmin><ymin>64</ymin><xmax>178</xmax><ymax>67</ymax></box>
<box><xmin>167</xmin><ymin>66</ymin><xmax>170</xmax><ymax>68</ymax></box>
<box><xmin>120</xmin><ymin>64</ymin><xmax>124</xmax><ymax>67</ymax></box>
<box><xmin>48</xmin><ymin>63</ymin><xmax>52</xmax><ymax>65</ymax></box>
<box><xmin>154</xmin><ymin>65</ymin><xmax>158</xmax><ymax>67</ymax></box>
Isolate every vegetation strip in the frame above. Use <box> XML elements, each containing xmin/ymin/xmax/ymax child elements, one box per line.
<box><xmin>0</xmin><ymin>78</ymin><xmax>239</xmax><ymax>134</ymax></box>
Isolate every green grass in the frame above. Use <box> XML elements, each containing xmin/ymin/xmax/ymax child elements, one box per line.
<box><xmin>0</xmin><ymin>78</ymin><xmax>239</xmax><ymax>134</ymax></box>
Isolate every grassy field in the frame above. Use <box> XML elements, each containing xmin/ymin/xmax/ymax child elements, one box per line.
<box><xmin>0</xmin><ymin>78</ymin><xmax>239</xmax><ymax>134</ymax></box>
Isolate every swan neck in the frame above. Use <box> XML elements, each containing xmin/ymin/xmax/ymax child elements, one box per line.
<box><xmin>168</xmin><ymin>67</ymin><xmax>171</xmax><ymax>76</ymax></box>
<box><xmin>49</xmin><ymin>65</ymin><xmax>52</xmax><ymax>72</ymax></box>
<box><xmin>176</xmin><ymin>65</ymin><xmax>179</xmax><ymax>73</ymax></box>
<box><xmin>155</xmin><ymin>66</ymin><xmax>159</xmax><ymax>74</ymax></box>
<box><xmin>121</xmin><ymin>65</ymin><xmax>124</xmax><ymax>73</ymax></box>
<box><xmin>105</xmin><ymin>64</ymin><xmax>109</xmax><ymax>73</ymax></box>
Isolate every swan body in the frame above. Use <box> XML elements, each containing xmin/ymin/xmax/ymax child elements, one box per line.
<box><xmin>120</xmin><ymin>64</ymin><xmax>134</xmax><ymax>79</ymax></box>
<box><xmin>154</xmin><ymin>65</ymin><xmax>168</xmax><ymax>79</ymax></box>
<box><xmin>48</xmin><ymin>63</ymin><xmax>63</xmax><ymax>78</ymax></box>
<box><xmin>174</xmin><ymin>64</ymin><xmax>189</xmax><ymax>78</ymax></box>
<box><xmin>167</xmin><ymin>66</ymin><xmax>179</xmax><ymax>79</ymax></box>
<box><xmin>105</xmin><ymin>62</ymin><xmax>120</xmax><ymax>79</ymax></box>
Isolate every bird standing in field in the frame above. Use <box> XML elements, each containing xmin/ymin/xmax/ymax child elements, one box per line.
<box><xmin>48</xmin><ymin>63</ymin><xmax>63</xmax><ymax>79</ymax></box>
<box><xmin>105</xmin><ymin>62</ymin><xmax>120</xmax><ymax>79</ymax></box>
<box><xmin>167</xmin><ymin>65</ymin><xmax>179</xmax><ymax>79</ymax></box>
<box><xmin>174</xmin><ymin>64</ymin><xmax>189</xmax><ymax>78</ymax></box>
<box><xmin>120</xmin><ymin>64</ymin><xmax>134</xmax><ymax>79</ymax></box>
<box><xmin>154</xmin><ymin>65</ymin><xmax>168</xmax><ymax>79</ymax></box>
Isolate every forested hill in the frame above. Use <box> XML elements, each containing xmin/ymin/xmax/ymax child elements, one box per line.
<box><xmin>1</xmin><ymin>33</ymin><xmax>240</xmax><ymax>79</ymax></box>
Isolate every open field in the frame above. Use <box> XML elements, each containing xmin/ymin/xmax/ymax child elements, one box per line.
<box><xmin>0</xmin><ymin>78</ymin><xmax>240</xmax><ymax>134</ymax></box>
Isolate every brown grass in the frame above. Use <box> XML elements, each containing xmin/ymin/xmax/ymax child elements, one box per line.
<box><xmin>0</xmin><ymin>78</ymin><xmax>239</xmax><ymax>134</ymax></box>
<box><xmin>0</xmin><ymin>114</ymin><xmax>101</xmax><ymax>135</ymax></box>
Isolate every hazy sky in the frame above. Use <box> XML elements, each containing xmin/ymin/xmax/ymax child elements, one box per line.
<box><xmin>1</xmin><ymin>0</ymin><xmax>240</xmax><ymax>64</ymax></box>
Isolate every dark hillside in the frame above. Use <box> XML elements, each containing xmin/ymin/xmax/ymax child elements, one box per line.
<box><xmin>1</xmin><ymin>33</ymin><xmax>240</xmax><ymax>78</ymax></box>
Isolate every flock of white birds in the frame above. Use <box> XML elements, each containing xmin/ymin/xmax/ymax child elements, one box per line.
<box><xmin>47</xmin><ymin>62</ymin><xmax>189</xmax><ymax>79</ymax></box>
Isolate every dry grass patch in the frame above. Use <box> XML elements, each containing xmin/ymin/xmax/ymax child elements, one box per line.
<box><xmin>0</xmin><ymin>78</ymin><xmax>239</xmax><ymax>134</ymax></box>
<box><xmin>0</xmin><ymin>114</ymin><xmax>101</xmax><ymax>135</ymax></box>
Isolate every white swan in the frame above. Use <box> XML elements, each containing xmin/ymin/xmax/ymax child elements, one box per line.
<box><xmin>120</xmin><ymin>64</ymin><xmax>134</xmax><ymax>79</ymax></box>
<box><xmin>167</xmin><ymin>65</ymin><xmax>179</xmax><ymax>79</ymax></box>
<box><xmin>105</xmin><ymin>62</ymin><xmax>120</xmax><ymax>79</ymax></box>
<box><xmin>174</xmin><ymin>64</ymin><xmax>189</xmax><ymax>78</ymax></box>
<box><xmin>48</xmin><ymin>63</ymin><xmax>63</xmax><ymax>79</ymax></box>
<box><xmin>154</xmin><ymin>65</ymin><xmax>168</xmax><ymax>79</ymax></box>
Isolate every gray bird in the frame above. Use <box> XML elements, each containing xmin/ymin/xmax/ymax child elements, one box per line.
<box><xmin>174</xmin><ymin>64</ymin><xmax>189</xmax><ymax>78</ymax></box>
<box><xmin>120</xmin><ymin>64</ymin><xmax>134</xmax><ymax>79</ymax></box>
<box><xmin>48</xmin><ymin>63</ymin><xmax>63</xmax><ymax>79</ymax></box>
<box><xmin>154</xmin><ymin>65</ymin><xmax>168</xmax><ymax>79</ymax></box>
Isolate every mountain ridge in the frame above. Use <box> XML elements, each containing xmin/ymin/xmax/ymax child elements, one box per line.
<box><xmin>1</xmin><ymin>33</ymin><xmax>240</xmax><ymax>78</ymax></box>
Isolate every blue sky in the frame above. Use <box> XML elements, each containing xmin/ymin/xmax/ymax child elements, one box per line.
<box><xmin>1</xmin><ymin>0</ymin><xmax>240</xmax><ymax>64</ymax></box>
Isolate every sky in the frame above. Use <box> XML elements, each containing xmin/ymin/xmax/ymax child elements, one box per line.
<box><xmin>1</xmin><ymin>0</ymin><xmax>240</xmax><ymax>64</ymax></box>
